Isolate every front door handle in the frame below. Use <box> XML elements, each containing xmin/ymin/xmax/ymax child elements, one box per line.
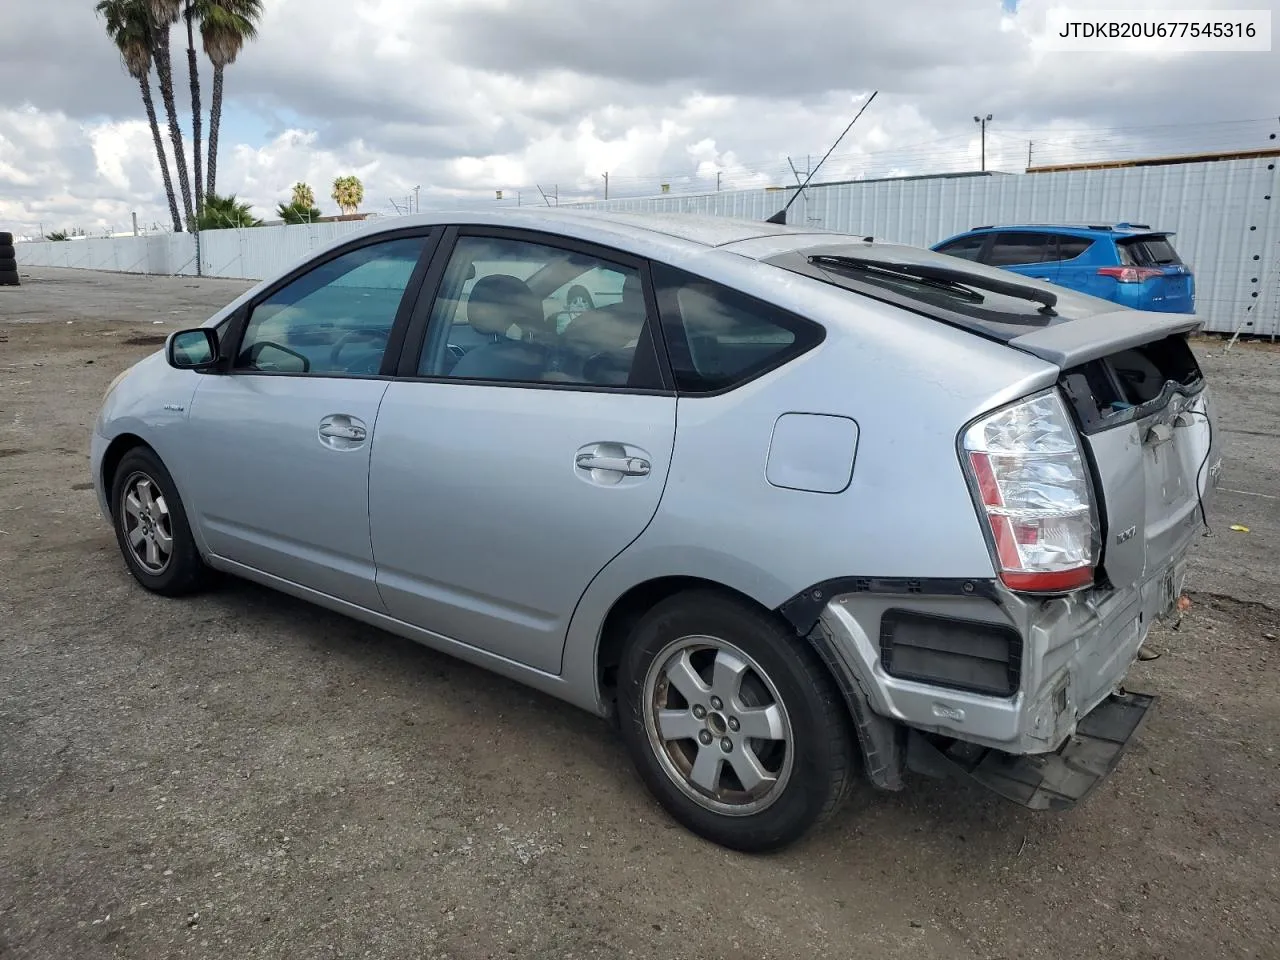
<box><xmin>575</xmin><ymin>453</ymin><xmax>650</xmax><ymax>476</ymax></box>
<box><xmin>318</xmin><ymin>414</ymin><xmax>367</xmax><ymax>447</ymax></box>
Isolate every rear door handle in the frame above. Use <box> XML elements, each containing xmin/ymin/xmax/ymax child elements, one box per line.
<box><xmin>575</xmin><ymin>453</ymin><xmax>650</xmax><ymax>476</ymax></box>
<box><xmin>318</xmin><ymin>414</ymin><xmax>367</xmax><ymax>446</ymax></box>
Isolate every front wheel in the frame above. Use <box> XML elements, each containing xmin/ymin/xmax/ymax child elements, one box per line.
<box><xmin>617</xmin><ymin>590</ymin><xmax>857</xmax><ymax>852</ymax></box>
<box><xmin>110</xmin><ymin>446</ymin><xmax>209</xmax><ymax>596</ymax></box>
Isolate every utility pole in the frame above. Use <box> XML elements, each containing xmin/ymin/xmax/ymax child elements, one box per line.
<box><xmin>974</xmin><ymin>113</ymin><xmax>993</xmax><ymax>171</ymax></box>
<box><xmin>132</xmin><ymin>212</ymin><xmax>139</xmax><ymax>236</ymax></box>
<box><xmin>1027</xmin><ymin>140</ymin><xmax>1033</xmax><ymax>169</ymax></box>
<box><xmin>716</xmin><ymin>171</ymin><xmax>722</xmax><ymax>192</ymax></box>
<box><xmin>603</xmin><ymin>172</ymin><xmax>609</xmax><ymax>200</ymax></box>
<box><xmin>413</xmin><ymin>185</ymin><xmax>420</xmax><ymax>214</ymax></box>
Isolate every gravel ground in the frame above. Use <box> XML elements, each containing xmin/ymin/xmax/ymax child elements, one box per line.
<box><xmin>2</xmin><ymin>267</ymin><xmax>1278</xmax><ymax>960</ymax></box>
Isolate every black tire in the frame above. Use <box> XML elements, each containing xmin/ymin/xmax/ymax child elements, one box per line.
<box><xmin>109</xmin><ymin>446</ymin><xmax>209</xmax><ymax>596</ymax></box>
<box><xmin>0</xmin><ymin>246</ymin><xmax>15</xmax><ymax>260</ymax></box>
<box><xmin>617</xmin><ymin>589</ymin><xmax>857</xmax><ymax>853</ymax></box>
<box><xmin>0</xmin><ymin>231</ymin><xmax>12</xmax><ymax>245</ymax></box>
<box><xmin>0</xmin><ymin>270</ymin><xmax>19</xmax><ymax>287</ymax></box>
<box><xmin>0</xmin><ymin>258</ymin><xmax>17</xmax><ymax>272</ymax></box>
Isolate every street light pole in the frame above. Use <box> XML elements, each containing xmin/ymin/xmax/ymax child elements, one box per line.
<box><xmin>974</xmin><ymin>114</ymin><xmax>993</xmax><ymax>171</ymax></box>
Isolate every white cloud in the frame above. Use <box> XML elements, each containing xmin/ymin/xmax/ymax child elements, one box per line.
<box><xmin>0</xmin><ymin>0</ymin><xmax>1275</xmax><ymax>236</ymax></box>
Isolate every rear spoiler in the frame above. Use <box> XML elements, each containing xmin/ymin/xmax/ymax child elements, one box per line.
<box><xmin>1006</xmin><ymin>310</ymin><xmax>1202</xmax><ymax>368</ymax></box>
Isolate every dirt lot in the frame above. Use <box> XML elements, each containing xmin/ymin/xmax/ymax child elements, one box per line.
<box><xmin>2</xmin><ymin>267</ymin><xmax>1278</xmax><ymax>960</ymax></box>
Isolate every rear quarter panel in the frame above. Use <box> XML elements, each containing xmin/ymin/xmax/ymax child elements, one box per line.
<box><xmin>558</xmin><ymin>254</ymin><xmax>1063</xmax><ymax>700</ymax></box>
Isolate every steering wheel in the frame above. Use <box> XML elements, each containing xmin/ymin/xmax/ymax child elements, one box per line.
<box><xmin>329</xmin><ymin>328</ymin><xmax>390</xmax><ymax>371</ymax></box>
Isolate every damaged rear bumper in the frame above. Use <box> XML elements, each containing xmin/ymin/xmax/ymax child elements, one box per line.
<box><xmin>904</xmin><ymin>689</ymin><xmax>1156</xmax><ymax>810</ymax></box>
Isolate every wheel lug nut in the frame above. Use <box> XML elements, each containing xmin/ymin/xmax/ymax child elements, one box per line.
<box><xmin>728</xmin><ymin>717</ymin><xmax>740</xmax><ymax>732</ymax></box>
<box><xmin>698</xmin><ymin>730</ymin><xmax>713</xmax><ymax>746</ymax></box>
<box><xmin>692</xmin><ymin>704</ymin><xmax>707</xmax><ymax>719</ymax></box>
<box><xmin>720</xmin><ymin>737</ymin><xmax>733</xmax><ymax>753</ymax></box>
<box><xmin>710</xmin><ymin>696</ymin><xmax>723</xmax><ymax>710</ymax></box>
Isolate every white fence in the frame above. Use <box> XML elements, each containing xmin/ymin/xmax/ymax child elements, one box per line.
<box><xmin>15</xmin><ymin>220</ymin><xmax>377</xmax><ymax>282</ymax></box>
<box><xmin>15</xmin><ymin>156</ymin><xmax>1280</xmax><ymax>335</ymax></box>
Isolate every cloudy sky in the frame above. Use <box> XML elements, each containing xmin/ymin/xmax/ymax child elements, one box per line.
<box><xmin>1</xmin><ymin>0</ymin><xmax>1276</xmax><ymax>238</ymax></box>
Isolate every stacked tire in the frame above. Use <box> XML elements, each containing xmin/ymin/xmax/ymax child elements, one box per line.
<box><xmin>0</xmin><ymin>231</ymin><xmax>17</xmax><ymax>286</ymax></box>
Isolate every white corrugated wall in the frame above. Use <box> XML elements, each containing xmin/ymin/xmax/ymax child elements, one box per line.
<box><xmin>14</xmin><ymin>220</ymin><xmax>376</xmax><ymax>283</ymax></box>
<box><xmin>13</xmin><ymin>158</ymin><xmax>1280</xmax><ymax>334</ymax></box>
<box><xmin>572</xmin><ymin>157</ymin><xmax>1280</xmax><ymax>336</ymax></box>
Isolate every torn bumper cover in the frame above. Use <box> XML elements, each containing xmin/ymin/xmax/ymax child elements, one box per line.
<box><xmin>905</xmin><ymin>690</ymin><xmax>1156</xmax><ymax>810</ymax></box>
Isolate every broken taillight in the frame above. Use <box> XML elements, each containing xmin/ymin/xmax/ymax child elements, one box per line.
<box><xmin>961</xmin><ymin>390</ymin><xmax>1099</xmax><ymax>594</ymax></box>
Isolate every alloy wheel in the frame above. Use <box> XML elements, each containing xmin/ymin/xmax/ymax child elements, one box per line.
<box><xmin>120</xmin><ymin>471</ymin><xmax>173</xmax><ymax>574</ymax></box>
<box><xmin>642</xmin><ymin>635</ymin><xmax>795</xmax><ymax>817</ymax></box>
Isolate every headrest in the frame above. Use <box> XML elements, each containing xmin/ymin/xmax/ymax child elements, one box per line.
<box><xmin>467</xmin><ymin>274</ymin><xmax>542</xmax><ymax>336</ymax></box>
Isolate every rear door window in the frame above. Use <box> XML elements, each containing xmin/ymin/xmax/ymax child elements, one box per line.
<box><xmin>651</xmin><ymin>262</ymin><xmax>824</xmax><ymax>394</ymax></box>
<box><xmin>934</xmin><ymin>234</ymin><xmax>987</xmax><ymax>262</ymax></box>
<box><xmin>1054</xmin><ymin>235</ymin><xmax>1094</xmax><ymax>261</ymax></box>
<box><xmin>985</xmin><ymin>232</ymin><xmax>1055</xmax><ymax>267</ymax></box>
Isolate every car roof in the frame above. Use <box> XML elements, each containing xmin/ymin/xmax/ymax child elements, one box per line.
<box><xmin>347</xmin><ymin>206</ymin><xmax>831</xmax><ymax>250</ymax></box>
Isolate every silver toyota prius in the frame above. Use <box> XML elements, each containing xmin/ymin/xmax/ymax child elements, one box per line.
<box><xmin>91</xmin><ymin>208</ymin><xmax>1221</xmax><ymax>851</ymax></box>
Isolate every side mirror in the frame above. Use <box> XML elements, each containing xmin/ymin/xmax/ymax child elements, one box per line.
<box><xmin>166</xmin><ymin>328</ymin><xmax>219</xmax><ymax>370</ymax></box>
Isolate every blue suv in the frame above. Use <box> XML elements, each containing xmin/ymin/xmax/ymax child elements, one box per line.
<box><xmin>931</xmin><ymin>223</ymin><xmax>1195</xmax><ymax>314</ymax></box>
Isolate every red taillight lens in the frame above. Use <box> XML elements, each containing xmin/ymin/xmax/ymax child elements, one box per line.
<box><xmin>1098</xmin><ymin>265</ymin><xmax>1163</xmax><ymax>283</ymax></box>
<box><xmin>961</xmin><ymin>391</ymin><xmax>1099</xmax><ymax>594</ymax></box>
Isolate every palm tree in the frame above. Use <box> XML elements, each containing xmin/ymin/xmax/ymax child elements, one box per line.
<box><xmin>276</xmin><ymin>200</ymin><xmax>322</xmax><ymax>224</ymax></box>
<box><xmin>96</xmin><ymin>0</ymin><xmax>182</xmax><ymax>232</ymax></box>
<box><xmin>198</xmin><ymin>192</ymin><xmax>262</xmax><ymax>229</ymax></box>
<box><xmin>148</xmin><ymin>0</ymin><xmax>195</xmax><ymax>230</ymax></box>
<box><xmin>332</xmin><ymin>175</ymin><xmax>364</xmax><ymax>215</ymax></box>
<box><xmin>290</xmin><ymin>181</ymin><xmax>316</xmax><ymax>209</ymax></box>
<box><xmin>200</xmin><ymin>0</ymin><xmax>262</xmax><ymax>199</ymax></box>
<box><xmin>183</xmin><ymin>0</ymin><xmax>203</xmax><ymax>216</ymax></box>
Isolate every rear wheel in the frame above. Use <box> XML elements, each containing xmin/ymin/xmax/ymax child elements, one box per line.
<box><xmin>110</xmin><ymin>446</ymin><xmax>209</xmax><ymax>595</ymax></box>
<box><xmin>617</xmin><ymin>590</ymin><xmax>856</xmax><ymax>852</ymax></box>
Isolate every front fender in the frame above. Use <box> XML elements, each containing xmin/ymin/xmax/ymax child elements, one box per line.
<box><xmin>94</xmin><ymin>351</ymin><xmax>207</xmax><ymax>551</ymax></box>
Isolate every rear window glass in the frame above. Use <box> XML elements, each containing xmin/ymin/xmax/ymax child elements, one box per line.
<box><xmin>1118</xmin><ymin>237</ymin><xmax>1182</xmax><ymax>266</ymax></box>
<box><xmin>768</xmin><ymin>243</ymin><xmax>1118</xmax><ymax>342</ymax></box>
<box><xmin>934</xmin><ymin>235</ymin><xmax>986</xmax><ymax>261</ymax></box>
<box><xmin>986</xmin><ymin>232</ymin><xmax>1054</xmax><ymax>266</ymax></box>
<box><xmin>1055</xmin><ymin>236</ymin><xmax>1094</xmax><ymax>261</ymax></box>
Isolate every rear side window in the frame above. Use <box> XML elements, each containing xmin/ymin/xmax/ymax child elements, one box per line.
<box><xmin>986</xmin><ymin>232</ymin><xmax>1055</xmax><ymax>266</ymax></box>
<box><xmin>1118</xmin><ymin>236</ymin><xmax>1182</xmax><ymax>266</ymax></box>
<box><xmin>934</xmin><ymin>234</ymin><xmax>987</xmax><ymax>261</ymax></box>
<box><xmin>651</xmin><ymin>263</ymin><xmax>823</xmax><ymax>394</ymax></box>
<box><xmin>1054</xmin><ymin>235</ymin><xmax>1094</xmax><ymax>261</ymax></box>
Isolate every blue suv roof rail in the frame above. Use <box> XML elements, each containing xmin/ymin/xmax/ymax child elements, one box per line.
<box><xmin>968</xmin><ymin>223</ymin><xmax>1132</xmax><ymax>233</ymax></box>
